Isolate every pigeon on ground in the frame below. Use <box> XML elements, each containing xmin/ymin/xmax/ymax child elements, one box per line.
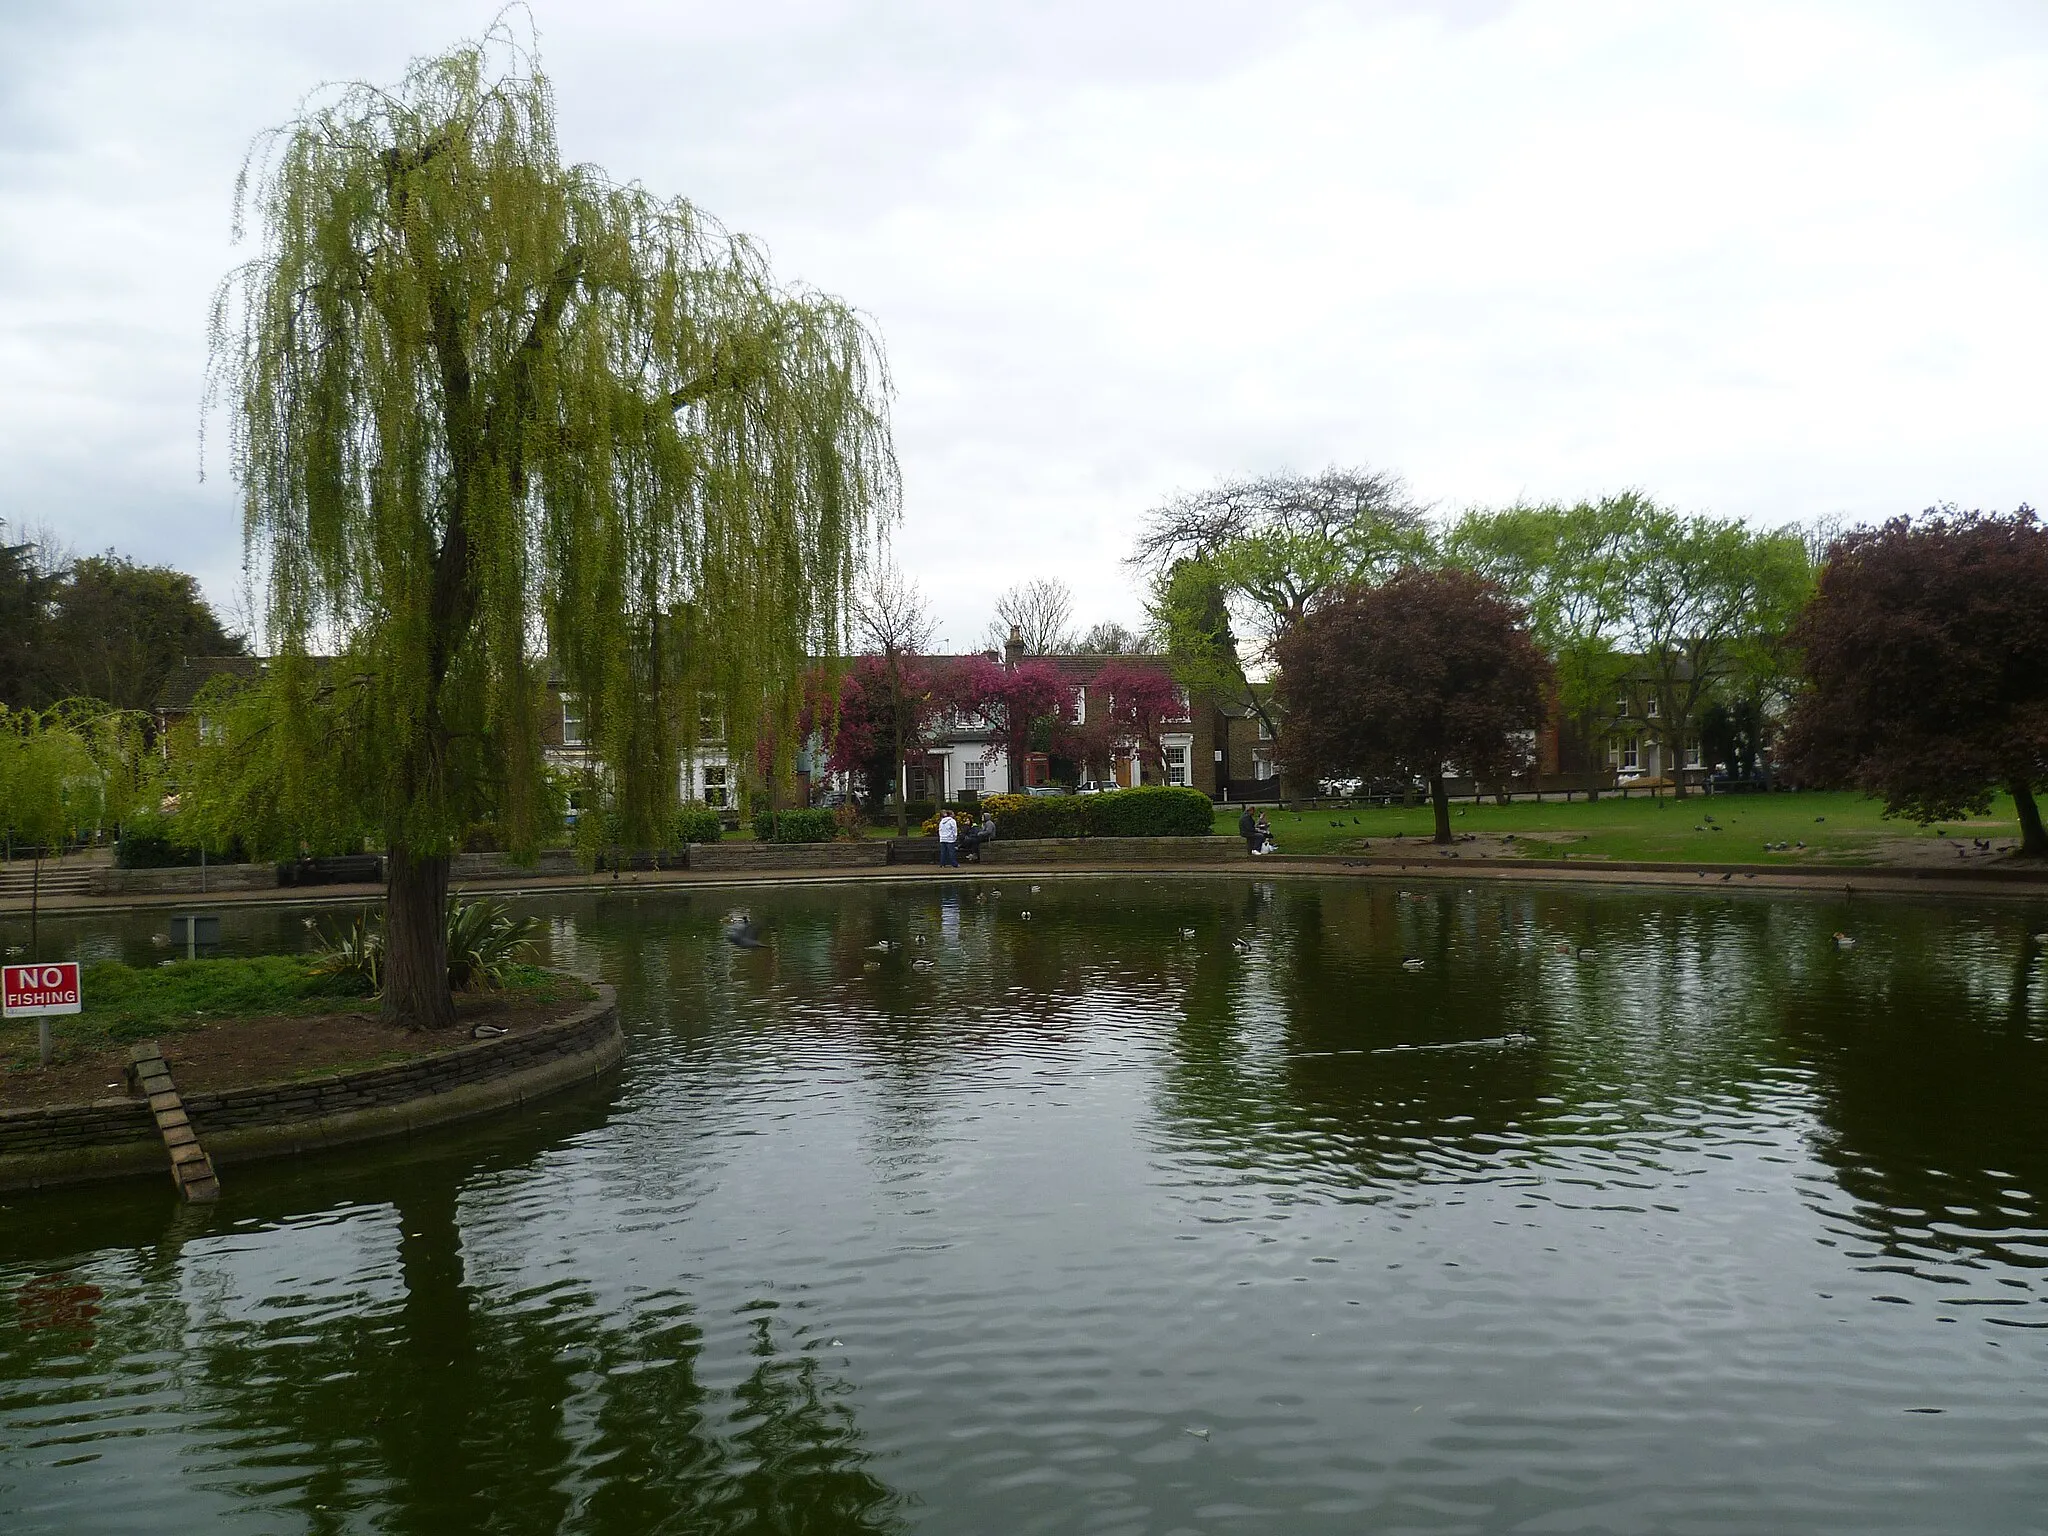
<box><xmin>723</xmin><ymin>914</ymin><xmax>768</xmax><ymax>950</ymax></box>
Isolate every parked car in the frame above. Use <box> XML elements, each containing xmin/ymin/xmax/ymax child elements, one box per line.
<box><xmin>1075</xmin><ymin>780</ymin><xmax>1118</xmax><ymax>796</ymax></box>
<box><xmin>1024</xmin><ymin>785</ymin><xmax>1069</xmax><ymax>798</ymax></box>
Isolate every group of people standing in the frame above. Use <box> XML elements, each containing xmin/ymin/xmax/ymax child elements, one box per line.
<box><xmin>935</xmin><ymin>808</ymin><xmax>998</xmax><ymax>867</ymax></box>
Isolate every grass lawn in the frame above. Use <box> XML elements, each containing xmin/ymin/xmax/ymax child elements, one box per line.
<box><xmin>1</xmin><ymin>956</ymin><xmax>559</xmax><ymax>1063</ymax></box>
<box><xmin>1212</xmin><ymin>789</ymin><xmax>2025</xmax><ymax>864</ymax></box>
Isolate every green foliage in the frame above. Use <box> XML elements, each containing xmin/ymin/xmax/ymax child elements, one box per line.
<box><xmin>208</xmin><ymin>24</ymin><xmax>898</xmax><ymax>866</ymax></box>
<box><xmin>754</xmin><ymin>807</ymin><xmax>839</xmax><ymax>843</ymax></box>
<box><xmin>308</xmin><ymin>912</ymin><xmax>383</xmax><ymax>991</ymax></box>
<box><xmin>43</xmin><ymin>555</ymin><xmax>247</xmax><ymax>712</ymax></box>
<box><xmin>116</xmin><ymin>810</ymin><xmax>246</xmax><ymax>868</ymax></box>
<box><xmin>0</xmin><ymin>701</ymin><xmax>160</xmax><ymax>850</ymax></box>
<box><xmin>984</xmin><ymin>794</ymin><xmax>1086</xmax><ymax>839</ymax></box>
<box><xmin>1080</xmin><ymin>787</ymin><xmax>1214</xmax><ymax>836</ymax></box>
<box><xmin>671</xmin><ymin>804</ymin><xmax>725</xmax><ymax>844</ymax></box>
<box><xmin>312</xmin><ymin>896</ymin><xmax>539</xmax><ymax>993</ymax></box>
<box><xmin>174</xmin><ymin>669</ymin><xmax>373</xmax><ymax>859</ymax></box>
<box><xmin>445</xmin><ymin>897</ymin><xmax>539</xmax><ymax>991</ymax></box>
<box><xmin>1444</xmin><ymin>495</ymin><xmax>1815</xmax><ymax>786</ymax></box>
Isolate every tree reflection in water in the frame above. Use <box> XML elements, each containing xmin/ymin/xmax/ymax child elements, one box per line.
<box><xmin>1</xmin><ymin>1120</ymin><xmax>905</xmax><ymax>1535</ymax></box>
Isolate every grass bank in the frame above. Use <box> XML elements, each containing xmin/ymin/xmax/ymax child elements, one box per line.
<box><xmin>1213</xmin><ymin>790</ymin><xmax>2025</xmax><ymax>864</ymax></box>
<box><xmin>1</xmin><ymin>956</ymin><xmax>575</xmax><ymax>1108</ymax></box>
<box><xmin>1</xmin><ymin>956</ymin><xmax>558</xmax><ymax>1063</ymax></box>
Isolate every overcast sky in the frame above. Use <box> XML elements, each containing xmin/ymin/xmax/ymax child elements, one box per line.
<box><xmin>5</xmin><ymin>0</ymin><xmax>2047</xmax><ymax>649</ymax></box>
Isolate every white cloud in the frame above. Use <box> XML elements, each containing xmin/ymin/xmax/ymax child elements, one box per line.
<box><xmin>5</xmin><ymin>0</ymin><xmax>2047</xmax><ymax>650</ymax></box>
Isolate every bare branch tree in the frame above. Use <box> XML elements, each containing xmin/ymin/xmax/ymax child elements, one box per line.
<box><xmin>979</xmin><ymin>577</ymin><xmax>1075</xmax><ymax>655</ymax></box>
<box><xmin>1071</xmin><ymin>619</ymin><xmax>1149</xmax><ymax>655</ymax></box>
<box><xmin>853</xmin><ymin>561</ymin><xmax>936</xmax><ymax>657</ymax></box>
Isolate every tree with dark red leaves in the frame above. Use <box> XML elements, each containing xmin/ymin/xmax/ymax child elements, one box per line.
<box><xmin>818</xmin><ymin>654</ymin><xmax>940</xmax><ymax>820</ymax></box>
<box><xmin>1779</xmin><ymin>508</ymin><xmax>2048</xmax><ymax>856</ymax></box>
<box><xmin>1072</xmin><ymin>661</ymin><xmax>1185</xmax><ymax>782</ymax></box>
<box><xmin>1274</xmin><ymin>568</ymin><xmax>1552</xmax><ymax>844</ymax></box>
<box><xmin>947</xmin><ymin>655</ymin><xmax>1073</xmax><ymax>790</ymax></box>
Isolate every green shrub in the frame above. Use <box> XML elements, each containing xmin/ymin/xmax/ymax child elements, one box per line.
<box><xmin>984</xmin><ymin>793</ymin><xmax>1085</xmax><ymax>839</ymax></box>
<box><xmin>671</xmin><ymin>805</ymin><xmax>725</xmax><ymax>844</ymax></box>
<box><xmin>754</xmin><ymin>807</ymin><xmax>839</xmax><ymax>843</ymax></box>
<box><xmin>309</xmin><ymin>896</ymin><xmax>539</xmax><ymax>994</ymax></box>
<box><xmin>1081</xmin><ymin>787</ymin><xmax>1215</xmax><ymax>837</ymax></box>
<box><xmin>116</xmin><ymin>812</ymin><xmax>245</xmax><ymax>868</ymax></box>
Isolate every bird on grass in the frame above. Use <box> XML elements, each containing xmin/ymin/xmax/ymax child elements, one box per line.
<box><xmin>723</xmin><ymin>913</ymin><xmax>768</xmax><ymax>950</ymax></box>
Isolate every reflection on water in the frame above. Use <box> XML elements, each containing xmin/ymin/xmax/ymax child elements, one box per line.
<box><xmin>4</xmin><ymin>877</ymin><xmax>2048</xmax><ymax>1533</ymax></box>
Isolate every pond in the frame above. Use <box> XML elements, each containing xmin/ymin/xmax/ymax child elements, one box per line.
<box><xmin>3</xmin><ymin>875</ymin><xmax>2048</xmax><ymax>1534</ymax></box>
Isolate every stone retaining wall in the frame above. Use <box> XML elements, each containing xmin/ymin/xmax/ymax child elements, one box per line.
<box><xmin>90</xmin><ymin>863</ymin><xmax>279</xmax><ymax>896</ymax></box>
<box><xmin>452</xmin><ymin>848</ymin><xmax>585</xmax><ymax>883</ymax></box>
<box><xmin>0</xmin><ymin>986</ymin><xmax>621</xmax><ymax>1192</ymax></box>
<box><xmin>688</xmin><ymin>841</ymin><xmax>888</xmax><ymax>871</ymax></box>
<box><xmin>981</xmin><ymin>836</ymin><xmax>1236</xmax><ymax>864</ymax></box>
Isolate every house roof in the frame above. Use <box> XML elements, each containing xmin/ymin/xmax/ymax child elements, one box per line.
<box><xmin>155</xmin><ymin>655</ymin><xmax>265</xmax><ymax>713</ymax></box>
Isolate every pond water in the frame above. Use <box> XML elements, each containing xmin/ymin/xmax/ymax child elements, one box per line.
<box><xmin>4</xmin><ymin>876</ymin><xmax>2048</xmax><ymax>1534</ymax></box>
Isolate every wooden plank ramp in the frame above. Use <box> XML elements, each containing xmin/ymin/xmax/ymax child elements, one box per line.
<box><xmin>126</xmin><ymin>1043</ymin><xmax>220</xmax><ymax>1202</ymax></box>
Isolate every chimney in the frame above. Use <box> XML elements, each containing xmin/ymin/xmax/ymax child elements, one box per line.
<box><xmin>1004</xmin><ymin>623</ymin><xmax>1025</xmax><ymax>669</ymax></box>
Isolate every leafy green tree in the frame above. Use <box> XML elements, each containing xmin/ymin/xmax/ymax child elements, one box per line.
<box><xmin>1610</xmin><ymin>509</ymin><xmax>1812</xmax><ymax>798</ymax></box>
<box><xmin>43</xmin><ymin>555</ymin><xmax>245</xmax><ymax>711</ymax></box>
<box><xmin>0</xmin><ymin>530</ymin><xmax>57</xmax><ymax>706</ymax></box>
<box><xmin>1447</xmin><ymin>495</ymin><xmax>1812</xmax><ymax>794</ymax></box>
<box><xmin>207</xmin><ymin>26</ymin><xmax>897</xmax><ymax>1026</ymax></box>
<box><xmin>0</xmin><ymin>703</ymin><xmax>157</xmax><ymax>952</ymax></box>
<box><xmin>1443</xmin><ymin>496</ymin><xmax>1638</xmax><ymax>767</ymax></box>
<box><xmin>1134</xmin><ymin>469</ymin><xmax>1426</xmax><ymax>761</ymax></box>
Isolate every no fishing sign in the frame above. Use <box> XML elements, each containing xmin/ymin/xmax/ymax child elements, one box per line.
<box><xmin>4</xmin><ymin>963</ymin><xmax>82</xmax><ymax>1017</ymax></box>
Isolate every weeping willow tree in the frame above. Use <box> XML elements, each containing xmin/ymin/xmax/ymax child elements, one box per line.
<box><xmin>208</xmin><ymin>25</ymin><xmax>897</xmax><ymax>1027</ymax></box>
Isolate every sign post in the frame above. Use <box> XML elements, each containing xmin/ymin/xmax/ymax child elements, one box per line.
<box><xmin>4</xmin><ymin>962</ymin><xmax>82</xmax><ymax>1068</ymax></box>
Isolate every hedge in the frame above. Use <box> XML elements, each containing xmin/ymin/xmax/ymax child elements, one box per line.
<box><xmin>979</xmin><ymin>792</ymin><xmax>1084</xmax><ymax>838</ymax></box>
<box><xmin>670</xmin><ymin>806</ymin><xmax>725</xmax><ymax>844</ymax></box>
<box><xmin>754</xmin><ymin>807</ymin><xmax>840</xmax><ymax>843</ymax></box>
<box><xmin>1080</xmin><ymin>787</ymin><xmax>1214</xmax><ymax>836</ymax></box>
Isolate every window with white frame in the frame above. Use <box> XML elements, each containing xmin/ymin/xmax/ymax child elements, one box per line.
<box><xmin>1616</xmin><ymin>688</ymin><xmax>1630</xmax><ymax>715</ymax></box>
<box><xmin>702</xmin><ymin>764</ymin><xmax>729</xmax><ymax>808</ymax></box>
<box><xmin>1072</xmin><ymin>688</ymin><xmax>1086</xmax><ymax>724</ymax></box>
<box><xmin>1622</xmin><ymin>738</ymin><xmax>1639</xmax><ymax>770</ymax></box>
<box><xmin>1645</xmin><ymin>695</ymin><xmax>1659</xmax><ymax>718</ymax></box>
<box><xmin>561</xmin><ymin>694</ymin><xmax>585</xmax><ymax>747</ymax></box>
<box><xmin>1685</xmin><ymin>738</ymin><xmax>1703</xmax><ymax>768</ymax></box>
<box><xmin>1164</xmin><ymin>743</ymin><xmax>1190</xmax><ymax>787</ymax></box>
<box><xmin>964</xmin><ymin>757</ymin><xmax>985</xmax><ymax>794</ymax></box>
<box><xmin>1253</xmin><ymin>749</ymin><xmax>1277</xmax><ymax>780</ymax></box>
<box><xmin>1171</xmin><ymin>686</ymin><xmax>1191</xmax><ymax>720</ymax></box>
<box><xmin>1256</xmin><ymin>714</ymin><xmax>1274</xmax><ymax>741</ymax></box>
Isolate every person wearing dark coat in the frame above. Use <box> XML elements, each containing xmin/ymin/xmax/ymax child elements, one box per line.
<box><xmin>1239</xmin><ymin>807</ymin><xmax>1260</xmax><ymax>856</ymax></box>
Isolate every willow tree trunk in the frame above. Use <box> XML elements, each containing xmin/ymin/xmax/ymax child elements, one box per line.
<box><xmin>1429</xmin><ymin>772</ymin><xmax>1453</xmax><ymax>844</ymax></box>
<box><xmin>384</xmin><ymin>848</ymin><xmax>453</xmax><ymax>1030</ymax></box>
<box><xmin>2013</xmin><ymin>779</ymin><xmax>2048</xmax><ymax>858</ymax></box>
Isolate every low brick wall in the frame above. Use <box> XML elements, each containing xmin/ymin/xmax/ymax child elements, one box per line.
<box><xmin>90</xmin><ymin>863</ymin><xmax>279</xmax><ymax>896</ymax></box>
<box><xmin>974</xmin><ymin>843</ymin><xmax>1228</xmax><ymax>868</ymax></box>
<box><xmin>688</xmin><ymin>841</ymin><xmax>888</xmax><ymax>871</ymax></box>
<box><xmin>982</xmin><ymin>836</ymin><xmax>1236</xmax><ymax>864</ymax></box>
<box><xmin>452</xmin><ymin>848</ymin><xmax>585</xmax><ymax>883</ymax></box>
<box><xmin>0</xmin><ymin>985</ymin><xmax>621</xmax><ymax>1192</ymax></box>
